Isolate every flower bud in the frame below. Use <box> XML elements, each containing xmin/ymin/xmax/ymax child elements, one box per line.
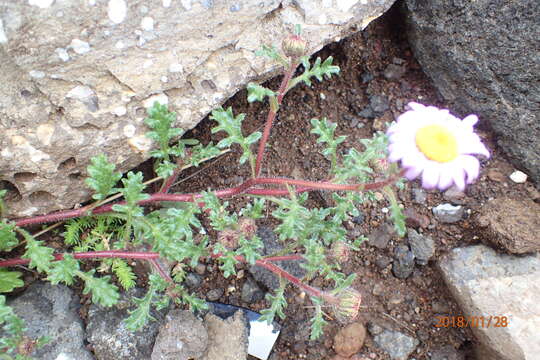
<box><xmin>282</xmin><ymin>34</ymin><xmax>308</xmax><ymax>58</ymax></box>
<box><xmin>326</xmin><ymin>288</ymin><xmax>362</xmax><ymax>323</ymax></box>
<box><xmin>238</xmin><ymin>217</ymin><xmax>257</xmax><ymax>239</ymax></box>
<box><xmin>218</xmin><ymin>228</ymin><xmax>240</xmax><ymax>250</ymax></box>
<box><xmin>331</xmin><ymin>241</ymin><xmax>351</xmax><ymax>262</ymax></box>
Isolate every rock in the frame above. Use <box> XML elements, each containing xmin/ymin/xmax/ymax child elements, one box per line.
<box><xmin>412</xmin><ymin>188</ymin><xmax>427</xmax><ymax>205</ymax></box>
<box><xmin>430</xmin><ymin>345</ymin><xmax>465</xmax><ymax>360</ymax></box>
<box><xmin>438</xmin><ymin>245</ymin><xmax>540</xmax><ymax>360</ymax></box>
<box><xmin>374</xmin><ymin>329</ymin><xmax>419</xmax><ymax>360</ymax></box>
<box><xmin>509</xmin><ymin>170</ymin><xmax>528</xmax><ymax>184</ymax></box>
<box><xmin>0</xmin><ymin>0</ymin><xmax>398</xmax><ymax>218</ymax></box>
<box><xmin>375</xmin><ymin>255</ymin><xmax>392</xmax><ymax>270</ymax></box>
<box><xmin>151</xmin><ymin>310</ymin><xmax>208</xmax><ymax>360</ymax></box>
<box><xmin>404</xmin><ymin>208</ymin><xmax>430</xmax><ymax>228</ymax></box>
<box><xmin>87</xmin><ymin>287</ymin><xmax>165</xmax><ymax>360</ymax></box>
<box><xmin>369</xmin><ymin>94</ymin><xmax>390</xmax><ymax>114</ymax></box>
<box><xmin>392</xmin><ymin>245</ymin><xmax>415</xmax><ymax>279</ymax></box>
<box><xmin>202</xmin><ymin>311</ymin><xmax>249</xmax><ymax>360</ymax></box>
<box><xmin>443</xmin><ymin>186</ymin><xmax>466</xmax><ymax>205</ymax></box>
<box><xmin>333</xmin><ymin>322</ymin><xmax>366</xmax><ymax>357</ymax></box>
<box><xmin>241</xmin><ymin>278</ymin><xmax>265</xmax><ymax>303</ymax></box>
<box><xmin>432</xmin><ymin>204</ymin><xmax>464</xmax><ymax>223</ymax></box>
<box><xmin>206</xmin><ymin>288</ymin><xmax>224</xmax><ymax>302</ymax></box>
<box><xmin>404</xmin><ymin>0</ymin><xmax>540</xmax><ymax>185</ymax></box>
<box><xmin>372</xmin><ymin>283</ymin><xmax>385</xmax><ymax>296</ymax></box>
<box><xmin>5</xmin><ymin>282</ymin><xmax>93</xmax><ymax>360</ymax></box>
<box><xmin>383</xmin><ymin>63</ymin><xmax>406</xmax><ymax>80</ymax></box>
<box><xmin>352</xmin><ymin>212</ymin><xmax>365</xmax><ymax>225</ymax></box>
<box><xmin>357</xmin><ymin>106</ymin><xmax>375</xmax><ymax>119</ymax></box>
<box><xmin>368</xmin><ymin>223</ymin><xmax>393</xmax><ymax>249</ymax></box>
<box><xmin>407</xmin><ymin>228</ymin><xmax>435</xmax><ymax>265</ymax></box>
<box><xmin>367</xmin><ymin>321</ymin><xmax>384</xmax><ymax>336</ymax></box>
<box><xmin>184</xmin><ymin>272</ymin><xmax>203</xmax><ymax>289</ymax></box>
<box><xmin>477</xmin><ymin>197</ymin><xmax>540</xmax><ymax>254</ymax></box>
<box><xmin>248</xmin><ymin>227</ymin><xmax>306</xmax><ymax>290</ymax></box>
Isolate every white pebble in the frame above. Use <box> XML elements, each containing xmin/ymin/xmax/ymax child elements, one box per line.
<box><xmin>113</xmin><ymin>106</ymin><xmax>127</xmax><ymax>116</ymax></box>
<box><xmin>161</xmin><ymin>76</ymin><xmax>168</xmax><ymax>83</ymax></box>
<box><xmin>509</xmin><ymin>170</ymin><xmax>527</xmax><ymax>183</ymax></box>
<box><xmin>66</xmin><ymin>85</ymin><xmax>94</xmax><ymax>100</ymax></box>
<box><xmin>123</xmin><ymin>124</ymin><xmax>136</xmax><ymax>137</ymax></box>
<box><xmin>70</xmin><ymin>39</ymin><xmax>90</xmax><ymax>54</ymax></box>
<box><xmin>141</xmin><ymin>16</ymin><xmax>154</xmax><ymax>31</ymax></box>
<box><xmin>143</xmin><ymin>93</ymin><xmax>168</xmax><ymax>108</ymax></box>
<box><xmin>143</xmin><ymin>59</ymin><xmax>153</xmax><ymax>68</ymax></box>
<box><xmin>108</xmin><ymin>0</ymin><xmax>127</xmax><ymax>24</ymax></box>
<box><xmin>29</xmin><ymin>70</ymin><xmax>45</xmax><ymax>79</ymax></box>
<box><xmin>162</xmin><ymin>0</ymin><xmax>171</xmax><ymax>7</ymax></box>
<box><xmin>168</xmin><ymin>63</ymin><xmax>183</xmax><ymax>73</ymax></box>
<box><xmin>55</xmin><ymin>48</ymin><xmax>70</xmax><ymax>61</ymax></box>
<box><xmin>115</xmin><ymin>40</ymin><xmax>126</xmax><ymax>49</ymax></box>
<box><xmin>0</xmin><ymin>19</ymin><xmax>7</xmax><ymax>44</ymax></box>
<box><xmin>28</xmin><ymin>0</ymin><xmax>54</xmax><ymax>9</ymax></box>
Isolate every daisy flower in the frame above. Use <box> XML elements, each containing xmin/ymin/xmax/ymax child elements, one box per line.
<box><xmin>387</xmin><ymin>102</ymin><xmax>490</xmax><ymax>191</ymax></box>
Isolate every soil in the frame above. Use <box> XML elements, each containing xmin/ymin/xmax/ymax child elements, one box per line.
<box><xmin>8</xmin><ymin>2</ymin><xmax>540</xmax><ymax>360</ymax></box>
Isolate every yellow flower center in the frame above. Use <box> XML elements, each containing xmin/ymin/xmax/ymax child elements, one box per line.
<box><xmin>415</xmin><ymin>124</ymin><xmax>458</xmax><ymax>163</ymax></box>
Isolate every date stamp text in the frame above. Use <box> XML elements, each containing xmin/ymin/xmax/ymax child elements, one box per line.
<box><xmin>434</xmin><ymin>316</ymin><xmax>508</xmax><ymax>328</ymax></box>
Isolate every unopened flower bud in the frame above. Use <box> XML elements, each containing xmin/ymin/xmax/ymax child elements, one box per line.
<box><xmin>282</xmin><ymin>34</ymin><xmax>308</xmax><ymax>58</ymax></box>
<box><xmin>331</xmin><ymin>241</ymin><xmax>351</xmax><ymax>262</ymax></box>
<box><xmin>238</xmin><ymin>217</ymin><xmax>257</xmax><ymax>239</ymax></box>
<box><xmin>218</xmin><ymin>228</ymin><xmax>240</xmax><ymax>250</ymax></box>
<box><xmin>325</xmin><ymin>288</ymin><xmax>362</xmax><ymax>323</ymax></box>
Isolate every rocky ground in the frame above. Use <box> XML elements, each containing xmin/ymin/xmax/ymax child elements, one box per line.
<box><xmin>5</xmin><ymin>3</ymin><xmax>539</xmax><ymax>360</ymax></box>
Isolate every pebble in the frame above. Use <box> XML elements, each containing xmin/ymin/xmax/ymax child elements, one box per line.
<box><xmin>432</xmin><ymin>203</ymin><xmax>464</xmax><ymax>223</ymax></box>
<box><xmin>361</xmin><ymin>72</ymin><xmax>374</xmax><ymax>83</ymax></box>
<box><xmin>383</xmin><ymin>63</ymin><xmax>406</xmax><ymax>80</ymax></box>
<box><xmin>407</xmin><ymin>229</ymin><xmax>435</xmax><ymax>265</ymax></box>
<box><xmin>369</xmin><ymin>94</ymin><xmax>390</xmax><ymax>114</ymax></box>
<box><xmin>443</xmin><ymin>185</ymin><xmax>466</xmax><ymax>204</ymax></box>
<box><xmin>392</xmin><ymin>245</ymin><xmax>415</xmax><ymax>279</ymax></box>
<box><xmin>333</xmin><ymin>322</ymin><xmax>366</xmax><ymax>357</ymax></box>
<box><xmin>357</xmin><ymin>107</ymin><xmax>375</xmax><ymax>119</ymax></box>
<box><xmin>374</xmin><ymin>330</ymin><xmax>419</xmax><ymax>360</ymax></box>
<box><xmin>430</xmin><ymin>345</ymin><xmax>465</xmax><ymax>360</ymax></box>
<box><xmin>411</xmin><ymin>188</ymin><xmax>427</xmax><ymax>205</ymax></box>
<box><xmin>206</xmin><ymin>288</ymin><xmax>224</xmax><ymax>301</ymax></box>
<box><xmin>372</xmin><ymin>283</ymin><xmax>385</xmax><ymax>296</ymax></box>
<box><xmin>367</xmin><ymin>321</ymin><xmax>384</xmax><ymax>336</ymax></box>
<box><xmin>184</xmin><ymin>273</ymin><xmax>202</xmax><ymax>288</ymax></box>
<box><xmin>368</xmin><ymin>223</ymin><xmax>393</xmax><ymax>249</ymax></box>
<box><xmin>194</xmin><ymin>263</ymin><xmax>206</xmax><ymax>275</ymax></box>
<box><xmin>352</xmin><ymin>213</ymin><xmax>365</xmax><ymax>225</ymax></box>
<box><xmin>375</xmin><ymin>255</ymin><xmax>392</xmax><ymax>269</ymax></box>
<box><xmin>241</xmin><ymin>278</ymin><xmax>265</xmax><ymax>303</ymax></box>
<box><xmin>404</xmin><ymin>208</ymin><xmax>430</xmax><ymax>228</ymax></box>
<box><xmin>509</xmin><ymin>170</ymin><xmax>527</xmax><ymax>183</ymax></box>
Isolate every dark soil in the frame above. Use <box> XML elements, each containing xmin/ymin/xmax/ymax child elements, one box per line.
<box><xmin>9</xmin><ymin>2</ymin><xmax>540</xmax><ymax>360</ymax></box>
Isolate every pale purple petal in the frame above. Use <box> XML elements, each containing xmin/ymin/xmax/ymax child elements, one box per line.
<box><xmin>404</xmin><ymin>166</ymin><xmax>423</xmax><ymax>180</ymax></box>
<box><xmin>407</xmin><ymin>102</ymin><xmax>426</xmax><ymax>111</ymax></box>
<box><xmin>401</xmin><ymin>148</ymin><xmax>427</xmax><ymax>169</ymax></box>
<box><xmin>436</xmin><ymin>164</ymin><xmax>455</xmax><ymax>190</ymax></box>
<box><xmin>462</xmin><ymin>114</ymin><xmax>478</xmax><ymax>128</ymax></box>
<box><xmin>451</xmin><ymin>166</ymin><xmax>466</xmax><ymax>191</ymax></box>
<box><xmin>460</xmin><ymin>155</ymin><xmax>480</xmax><ymax>184</ymax></box>
<box><xmin>421</xmin><ymin>163</ymin><xmax>440</xmax><ymax>189</ymax></box>
<box><xmin>459</xmin><ymin>136</ymin><xmax>490</xmax><ymax>158</ymax></box>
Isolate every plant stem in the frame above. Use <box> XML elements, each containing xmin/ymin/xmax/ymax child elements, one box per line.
<box><xmin>12</xmin><ymin>171</ymin><xmax>404</xmax><ymax>227</ymax></box>
<box><xmin>255</xmin><ymin>61</ymin><xmax>298</xmax><ymax>176</ymax></box>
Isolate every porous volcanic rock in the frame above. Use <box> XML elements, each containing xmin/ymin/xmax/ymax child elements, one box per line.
<box><xmin>0</xmin><ymin>0</ymin><xmax>397</xmax><ymax>218</ymax></box>
<box><xmin>404</xmin><ymin>0</ymin><xmax>540</xmax><ymax>185</ymax></box>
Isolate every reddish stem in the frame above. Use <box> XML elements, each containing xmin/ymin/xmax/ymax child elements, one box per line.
<box><xmin>13</xmin><ymin>172</ymin><xmax>403</xmax><ymax>227</ymax></box>
<box><xmin>255</xmin><ymin>61</ymin><xmax>298</xmax><ymax>177</ymax></box>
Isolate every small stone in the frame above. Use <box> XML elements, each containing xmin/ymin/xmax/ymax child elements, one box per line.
<box><xmin>369</xmin><ymin>94</ymin><xmax>389</xmax><ymax>114</ymax></box>
<box><xmin>443</xmin><ymin>185</ymin><xmax>466</xmax><ymax>204</ymax></box>
<box><xmin>333</xmin><ymin>322</ymin><xmax>366</xmax><ymax>357</ymax></box>
<box><xmin>375</xmin><ymin>255</ymin><xmax>392</xmax><ymax>269</ymax></box>
<box><xmin>383</xmin><ymin>63</ymin><xmax>406</xmax><ymax>80</ymax></box>
<box><xmin>431</xmin><ymin>301</ymin><xmax>451</xmax><ymax>314</ymax></box>
<box><xmin>241</xmin><ymin>278</ymin><xmax>265</xmax><ymax>303</ymax></box>
<box><xmin>352</xmin><ymin>213</ymin><xmax>365</xmax><ymax>225</ymax></box>
<box><xmin>412</xmin><ymin>188</ymin><xmax>427</xmax><ymax>205</ymax></box>
<box><xmin>372</xmin><ymin>283</ymin><xmax>385</xmax><ymax>296</ymax></box>
<box><xmin>374</xmin><ymin>330</ymin><xmax>419</xmax><ymax>360</ymax></box>
<box><xmin>407</xmin><ymin>229</ymin><xmax>435</xmax><ymax>265</ymax></box>
<box><xmin>357</xmin><ymin>107</ymin><xmax>375</xmax><ymax>119</ymax></box>
<box><xmin>509</xmin><ymin>170</ymin><xmax>527</xmax><ymax>183</ymax></box>
<box><xmin>206</xmin><ymin>288</ymin><xmax>223</xmax><ymax>302</ymax></box>
<box><xmin>392</xmin><ymin>245</ymin><xmax>415</xmax><ymax>279</ymax></box>
<box><xmin>361</xmin><ymin>72</ymin><xmax>374</xmax><ymax>83</ymax></box>
<box><xmin>70</xmin><ymin>39</ymin><xmax>91</xmax><ymax>54</ymax></box>
<box><xmin>432</xmin><ymin>204</ymin><xmax>464</xmax><ymax>223</ymax></box>
<box><xmin>367</xmin><ymin>321</ymin><xmax>384</xmax><ymax>336</ymax></box>
<box><xmin>184</xmin><ymin>273</ymin><xmax>202</xmax><ymax>289</ymax></box>
<box><xmin>368</xmin><ymin>223</ymin><xmax>393</xmax><ymax>249</ymax></box>
<box><xmin>487</xmin><ymin>168</ymin><xmax>506</xmax><ymax>182</ymax></box>
<box><xmin>194</xmin><ymin>263</ymin><xmax>206</xmax><ymax>275</ymax></box>
<box><xmin>430</xmin><ymin>345</ymin><xmax>465</xmax><ymax>360</ymax></box>
<box><xmin>404</xmin><ymin>208</ymin><xmax>430</xmax><ymax>228</ymax></box>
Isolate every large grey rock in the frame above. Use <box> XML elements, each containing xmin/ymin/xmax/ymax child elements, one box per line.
<box><xmin>373</xmin><ymin>329</ymin><xmax>419</xmax><ymax>360</ymax></box>
<box><xmin>202</xmin><ymin>311</ymin><xmax>249</xmax><ymax>360</ymax></box>
<box><xmin>86</xmin><ymin>287</ymin><xmax>166</xmax><ymax>360</ymax></box>
<box><xmin>0</xmin><ymin>0</ymin><xmax>397</xmax><ymax>218</ymax></box>
<box><xmin>5</xmin><ymin>282</ymin><xmax>94</xmax><ymax>360</ymax></box>
<box><xmin>438</xmin><ymin>245</ymin><xmax>540</xmax><ymax>360</ymax></box>
<box><xmin>404</xmin><ymin>0</ymin><xmax>540</xmax><ymax>185</ymax></box>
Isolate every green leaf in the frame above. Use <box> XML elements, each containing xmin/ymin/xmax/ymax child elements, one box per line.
<box><xmin>188</xmin><ymin>142</ymin><xmax>222</xmax><ymax>167</ymax></box>
<box><xmin>260</xmin><ymin>281</ymin><xmax>287</xmax><ymax>324</ymax></box>
<box><xmin>0</xmin><ymin>221</ymin><xmax>18</xmax><ymax>251</ymax></box>
<box><xmin>125</xmin><ymin>287</ymin><xmax>156</xmax><ymax>331</ymax></box>
<box><xmin>383</xmin><ymin>186</ymin><xmax>406</xmax><ymax>237</ymax></box>
<box><xmin>78</xmin><ymin>270</ymin><xmax>119</xmax><ymax>307</ymax></box>
<box><xmin>309</xmin><ymin>297</ymin><xmax>328</xmax><ymax>340</ymax></box>
<box><xmin>0</xmin><ymin>269</ymin><xmax>24</xmax><ymax>293</ymax></box>
<box><xmin>47</xmin><ymin>254</ymin><xmax>79</xmax><ymax>286</ymax></box>
<box><xmin>247</xmin><ymin>83</ymin><xmax>275</xmax><ymax>103</ymax></box>
<box><xmin>22</xmin><ymin>236</ymin><xmax>54</xmax><ymax>273</ymax></box>
<box><xmin>254</xmin><ymin>44</ymin><xmax>288</xmax><ymax>66</ymax></box>
<box><xmin>85</xmin><ymin>154</ymin><xmax>122</xmax><ymax>201</ymax></box>
<box><xmin>310</xmin><ymin>117</ymin><xmax>346</xmax><ymax>171</ymax></box>
<box><xmin>112</xmin><ymin>259</ymin><xmax>136</xmax><ymax>290</ymax></box>
<box><xmin>290</xmin><ymin>56</ymin><xmax>340</xmax><ymax>89</ymax></box>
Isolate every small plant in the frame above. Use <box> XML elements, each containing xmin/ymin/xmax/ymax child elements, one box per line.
<box><xmin>0</xmin><ymin>27</ymin><xmax>489</xmax><ymax>357</ymax></box>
